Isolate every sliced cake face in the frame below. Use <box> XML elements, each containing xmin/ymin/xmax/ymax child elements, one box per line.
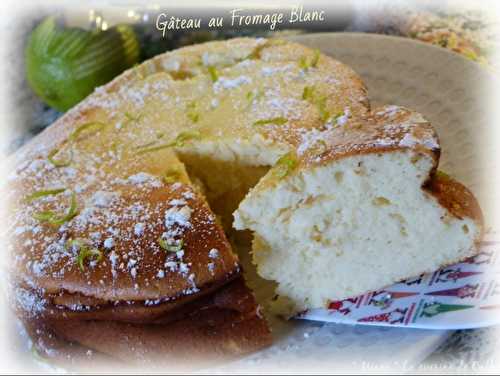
<box><xmin>234</xmin><ymin>106</ymin><xmax>483</xmax><ymax>311</ymax></box>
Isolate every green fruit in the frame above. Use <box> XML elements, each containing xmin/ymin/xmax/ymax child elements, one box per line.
<box><xmin>26</xmin><ymin>17</ymin><xmax>140</xmax><ymax>112</ymax></box>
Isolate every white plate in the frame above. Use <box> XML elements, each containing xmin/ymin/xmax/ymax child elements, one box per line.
<box><xmin>216</xmin><ymin>32</ymin><xmax>496</xmax><ymax>374</ymax></box>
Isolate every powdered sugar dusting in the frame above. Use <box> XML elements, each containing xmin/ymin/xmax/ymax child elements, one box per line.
<box><xmin>214</xmin><ymin>75</ymin><xmax>252</xmax><ymax>92</ymax></box>
<box><xmin>127</xmin><ymin>173</ymin><xmax>162</xmax><ymax>188</ymax></box>
<box><xmin>301</xmin><ymin>105</ymin><xmax>439</xmax><ymax>167</ymax></box>
<box><xmin>164</xmin><ymin>206</ymin><xmax>192</xmax><ymax>228</ymax></box>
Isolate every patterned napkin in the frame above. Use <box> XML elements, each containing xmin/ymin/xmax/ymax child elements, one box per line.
<box><xmin>298</xmin><ymin>235</ymin><xmax>500</xmax><ymax>330</ymax></box>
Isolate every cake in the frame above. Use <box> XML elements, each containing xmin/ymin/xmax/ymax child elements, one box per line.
<box><xmin>5</xmin><ymin>37</ymin><xmax>482</xmax><ymax>365</ymax></box>
<box><xmin>7</xmin><ymin>37</ymin><xmax>368</xmax><ymax>364</ymax></box>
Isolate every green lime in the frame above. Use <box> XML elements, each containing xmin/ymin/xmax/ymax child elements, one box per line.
<box><xmin>26</xmin><ymin>17</ymin><xmax>140</xmax><ymax>112</ymax></box>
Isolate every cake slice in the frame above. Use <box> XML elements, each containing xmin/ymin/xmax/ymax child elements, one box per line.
<box><xmin>234</xmin><ymin>106</ymin><xmax>483</xmax><ymax>312</ymax></box>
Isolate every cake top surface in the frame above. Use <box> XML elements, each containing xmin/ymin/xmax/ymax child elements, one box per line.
<box><xmin>300</xmin><ymin>105</ymin><xmax>441</xmax><ymax>168</ymax></box>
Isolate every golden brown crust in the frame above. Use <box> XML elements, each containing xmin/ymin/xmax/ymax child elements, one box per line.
<box><xmin>35</xmin><ymin>273</ymin><xmax>240</xmax><ymax>324</ymax></box>
<box><xmin>305</xmin><ymin>105</ymin><xmax>440</xmax><ymax>168</ymax></box>
<box><xmin>425</xmin><ymin>172</ymin><xmax>484</xmax><ymax>238</ymax></box>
